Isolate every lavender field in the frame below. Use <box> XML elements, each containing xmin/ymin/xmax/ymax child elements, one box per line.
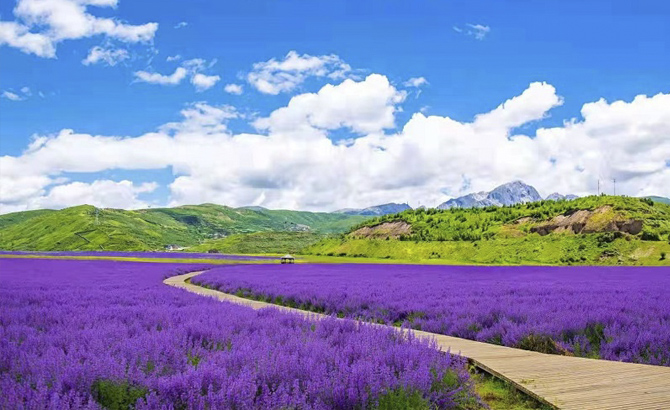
<box><xmin>0</xmin><ymin>258</ymin><xmax>477</xmax><ymax>410</ymax></box>
<box><xmin>0</xmin><ymin>250</ymin><xmax>274</xmax><ymax>260</ymax></box>
<box><xmin>195</xmin><ymin>264</ymin><xmax>670</xmax><ymax>366</ymax></box>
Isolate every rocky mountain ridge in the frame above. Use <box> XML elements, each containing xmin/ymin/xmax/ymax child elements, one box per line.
<box><xmin>437</xmin><ymin>181</ymin><xmax>559</xmax><ymax>209</ymax></box>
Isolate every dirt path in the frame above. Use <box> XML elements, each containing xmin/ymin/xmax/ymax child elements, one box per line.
<box><xmin>164</xmin><ymin>270</ymin><xmax>670</xmax><ymax>410</ymax></box>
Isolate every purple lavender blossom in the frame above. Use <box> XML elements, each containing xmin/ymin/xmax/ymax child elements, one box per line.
<box><xmin>0</xmin><ymin>250</ymin><xmax>274</xmax><ymax>260</ymax></box>
<box><xmin>0</xmin><ymin>258</ymin><xmax>474</xmax><ymax>409</ymax></box>
<box><xmin>195</xmin><ymin>264</ymin><xmax>670</xmax><ymax>366</ymax></box>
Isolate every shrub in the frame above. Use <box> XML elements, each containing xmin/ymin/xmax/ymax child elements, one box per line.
<box><xmin>92</xmin><ymin>380</ymin><xmax>148</xmax><ymax>410</ymax></box>
<box><xmin>641</xmin><ymin>198</ymin><xmax>655</xmax><ymax>207</ymax></box>
<box><xmin>641</xmin><ymin>230</ymin><xmax>661</xmax><ymax>241</ymax></box>
<box><xmin>516</xmin><ymin>334</ymin><xmax>559</xmax><ymax>354</ymax></box>
<box><xmin>376</xmin><ymin>387</ymin><xmax>430</xmax><ymax>410</ymax></box>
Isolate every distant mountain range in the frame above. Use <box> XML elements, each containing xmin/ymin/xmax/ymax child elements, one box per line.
<box><xmin>437</xmin><ymin>181</ymin><xmax>575</xmax><ymax>209</ymax></box>
<box><xmin>338</xmin><ymin>182</ymin><xmax>666</xmax><ymax>213</ymax></box>
<box><xmin>335</xmin><ymin>203</ymin><xmax>412</xmax><ymax>216</ymax></box>
<box><xmin>337</xmin><ymin>182</ymin><xmax>579</xmax><ymax>214</ymax></box>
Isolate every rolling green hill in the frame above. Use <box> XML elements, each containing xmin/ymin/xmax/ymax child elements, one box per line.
<box><xmin>304</xmin><ymin>196</ymin><xmax>670</xmax><ymax>265</ymax></box>
<box><xmin>0</xmin><ymin>204</ymin><xmax>367</xmax><ymax>252</ymax></box>
<box><xmin>644</xmin><ymin>196</ymin><xmax>670</xmax><ymax>205</ymax></box>
<box><xmin>188</xmin><ymin>231</ymin><xmax>328</xmax><ymax>255</ymax></box>
<box><xmin>0</xmin><ymin>209</ymin><xmax>56</xmax><ymax>229</ymax></box>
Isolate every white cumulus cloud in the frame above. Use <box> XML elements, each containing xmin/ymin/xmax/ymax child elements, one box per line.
<box><xmin>254</xmin><ymin>74</ymin><xmax>406</xmax><ymax>134</ymax></box>
<box><xmin>134</xmin><ymin>67</ymin><xmax>188</xmax><ymax>85</ymax></box>
<box><xmin>224</xmin><ymin>83</ymin><xmax>243</xmax><ymax>95</ymax></box>
<box><xmin>191</xmin><ymin>73</ymin><xmax>221</xmax><ymax>92</ymax></box>
<box><xmin>31</xmin><ymin>180</ymin><xmax>157</xmax><ymax>210</ymax></box>
<box><xmin>0</xmin><ymin>0</ymin><xmax>157</xmax><ymax>58</ymax></box>
<box><xmin>134</xmin><ymin>58</ymin><xmax>220</xmax><ymax>90</ymax></box>
<box><xmin>247</xmin><ymin>50</ymin><xmax>352</xmax><ymax>95</ymax></box>
<box><xmin>1</xmin><ymin>76</ymin><xmax>668</xmax><ymax>214</ymax></box>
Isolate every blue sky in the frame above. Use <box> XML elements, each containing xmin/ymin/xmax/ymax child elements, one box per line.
<box><xmin>1</xmin><ymin>0</ymin><xmax>669</xmax><ymax>213</ymax></box>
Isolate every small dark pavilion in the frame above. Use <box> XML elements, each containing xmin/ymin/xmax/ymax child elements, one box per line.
<box><xmin>280</xmin><ymin>254</ymin><xmax>295</xmax><ymax>264</ymax></box>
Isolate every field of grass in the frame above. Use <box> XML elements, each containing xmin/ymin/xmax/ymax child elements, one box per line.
<box><xmin>188</xmin><ymin>231</ymin><xmax>328</xmax><ymax>254</ymax></box>
<box><xmin>473</xmin><ymin>372</ymin><xmax>552</xmax><ymax>410</ymax></box>
<box><xmin>305</xmin><ymin>235</ymin><xmax>670</xmax><ymax>265</ymax></box>
<box><xmin>0</xmin><ymin>204</ymin><xmax>366</xmax><ymax>252</ymax></box>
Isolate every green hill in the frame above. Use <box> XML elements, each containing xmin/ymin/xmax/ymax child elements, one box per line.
<box><xmin>644</xmin><ymin>196</ymin><xmax>670</xmax><ymax>205</ymax></box>
<box><xmin>188</xmin><ymin>231</ymin><xmax>328</xmax><ymax>255</ymax></box>
<box><xmin>304</xmin><ymin>196</ymin><xmax>670</xmax><ymax>265</ymax></box>
<box><xmin>0</xmin><ymin>209</ymin><xmax>56</xmax><ymax>229</ymax></box>
<box><xmin>0</xmin><ymin>204</ymin><xmax>367</xmax><ymax>252</ymax></box>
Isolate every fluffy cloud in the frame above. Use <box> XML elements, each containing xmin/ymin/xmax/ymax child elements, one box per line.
<box><xmin>134</xmin><ymin>67</ymin><xmax>188</xmax><ymax>85</ymax></box>
<box><xmin>134</xmin><ymin>58</ymin><xmax>219</xmax><ymax>90</ymax></box>
<box><xmin>30</xmin><ymin>180</ymin><xmax>157</xmax><ymax>211</ymax></box>
<box><xmin>2</xmin><ymin>75</ymin><xmax>669</xmax><ymax>214</ymax></box>
<box><xmin>191</xmin><ymin>73</ymin><xmax>221</xmax><ymax>92</ymax></box>
<box><xmin>0</xmin><ymin>21</ymin><xmax>54</xmax><ymax>57</ymax></box>
<box><xmin>224</xmin><ymin>83</ymin><xmax>243</xmax><ymax>95</ymax></box>
<box><xmin>474</xmin><ymin>82</ymin><xmax>563</xmax><ymax>131</ymax></box>
<box><xmin>247</xmin><ymin>51</ymin><xmax>352</xmax><ymax>95</ymax></box>
<box><xmin>254</xmin><ymin>74</ymin><xmax>406</xmax><ymax>134</ymax></box>
<box><xmin>0</xmin><ymin>0</ymin><xmax>157</xmax><ymax>58</ymax></box>
<box><xmin>82</xmin><ymin>45</ymin><xmax>129</xmax><ymax>66</ymax></box>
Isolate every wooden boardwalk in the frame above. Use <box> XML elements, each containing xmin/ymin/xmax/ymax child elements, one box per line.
<box><xmin>165</xmin><ymin>271</ymin><xmax>670</xmax><ymax>410</ymax></box>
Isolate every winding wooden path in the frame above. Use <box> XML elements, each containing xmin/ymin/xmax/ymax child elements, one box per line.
<box><xmin>165</xmin><ymin>270</ymin><xmax>670</xmax><ymax>410</ymax></box>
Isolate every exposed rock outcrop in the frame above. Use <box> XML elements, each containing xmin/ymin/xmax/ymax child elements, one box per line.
<box><xmin>530</xmin><ymin>206</ymin><xmax>643</xmax><ymax>236</ymax></box>
<box><xmin>349</xmin><ymin>221</ymin><xmax>412</xmax><ymax>239</ymax></box>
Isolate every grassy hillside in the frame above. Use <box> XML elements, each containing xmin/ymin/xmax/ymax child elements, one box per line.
<box><xmin>188</xmin><ymin>232</ymin><xmax>328</xmax><ymax>254</ymax></box>
<box><xmin>645</xmin><ymin>196</ymin><xmax>670</xmax><ymax>205</ymax></box>
<box><xmin>306</xmin><ymin>235</ymin><xmax>670</xmax><ymax>266</ymax></box>
<box><xmin>304</xmin><ymin>196</ymin><xmax>670</xmax><ymax>265</ymax></box>
<box><xmin>0</xmin><ymin>204</ymin><xmax>367</xmax><ymax>252</ymax></box>
<box><xmin>348</xmin><ymin>196</ymin><xmax>670</xmax><ymax>241</ymax></box>
<box><xmin>0</xmin><ymin>209</ymin><xmax>55</xmax><ymax>229</ymax></box>
<box><xmin>143</xmin><ymin>204</ymin><xmax>365</xmax><ymax>236</ymax></box>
